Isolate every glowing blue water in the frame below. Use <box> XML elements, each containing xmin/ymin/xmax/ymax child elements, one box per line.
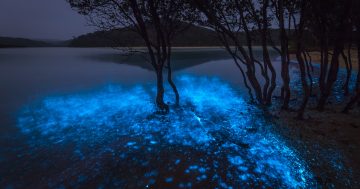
<box><xmin>13</xmin><ymin>75</ymin><xmax>315</xmax><ymax>188</ymax></box>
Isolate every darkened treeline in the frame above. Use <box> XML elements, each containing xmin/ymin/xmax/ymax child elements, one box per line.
<box><xmin>0</xmin><ymin>37</ymin><xmax>53</xmax><ymax>48</ymax></box>
<box><xmin>67</xmin><ymin>0</ymin><xmax>359</xmax><ymax>118</ymax></box>
<box><xmin>68</xmin><ymin>27</ymin><xmax>317</xmax><ymax>47</ymax></box>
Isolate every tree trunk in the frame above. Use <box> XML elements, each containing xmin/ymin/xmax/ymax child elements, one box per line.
<box><xmin>303</xmin><ymin>51</ymin><xmax>314</xmax><ymax>96</ymax></box>
<box><xmin>261</xmin><ymin>0</ymin><xmax>276</xmax><ymax>105</ymax></box>
<box><xmin>277</xmin><ymin>0</ymin><xmax>290</xmax><ymax>109</ymax></box>
<box><xmin>280</xmin><ymin>40</ymin><xmax>290</xmax><ymax>109</ymax></box>
<box><xmin>263</xmin><ymin>46</ymin><xmax>277</xmax><ymax>104</ymax></box>
<box><xmin>319</xmin><ymin>40</ymin><xmax>329</xmax><ymax>93</ymax></box>
<box><xmin>246</xmin><ymin>66</ymin><xmax>264</xmax><ymax>104</ymax></box>
<box><xmin>296</xmin><ymin>50</ymin><xmax>310</xmax><ymax>119</ymax></box>
<box><xmin>343</xmin><ymin>92</ymin><xmax>360</xmax><ymax>113</ymax></box>
<box><xmin>156</xmin><ymin>68</ymin><xmax>169</xmax><ymax>112</ymax></box>
<box><xmin>317</xmin><ymin>43</ymin><xmax>343</xmax><ymax>111</ymax></box>
<box><xmin>219</xmin><ymin>34</ymin><xmax>255</xmax><ymax>102</ymax></box>
<box><xmin>129</xmin><ymin>0</ymin><xmax>169</xmax><ymax>112</ymax></box>
<box><xmin>295</xmin><ymin>4</ymin><xmax>310</xmax><ymax>119</ymax></box>
<box><xmin>343</xmin><ymin>36</ymin><xmax>360</xmax><ymax>113</ymax></box>
<box><xmin>342</xmin><ymin>49</ymin><xmax>351</xmax><ymax>96</ymax></box>
<box><xmin>166</xmin><ymin>46</ymin><xmax>180</xmax><ymax>106</ymax></box>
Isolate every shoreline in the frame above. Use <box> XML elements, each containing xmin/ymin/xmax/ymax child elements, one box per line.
<box><xmin>270</xmin><ymin>101</ymin><xmax>360</xmax><ymax>187</ymax></box>
<box><xmin>290</xmin><ymin>50</ymin><xmax>359</xmax><ymax>70</ymax></box>
<box><xmin>268</xmin><ymin>61</ymin><xmax>360</xmax><ymax>187</ymax></box>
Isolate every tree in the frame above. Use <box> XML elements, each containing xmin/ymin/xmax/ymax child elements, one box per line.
<box><xmin>270</xmin><ymin>0</ymin><xmax>294</xmax><ymax>109</ymax></box>
<box><xmin>343</xmin><ymin>0</ymin><xmax>360</xmax><ymax>113</ymax></box>
<box><xmin>292</xmin><ymin>0</ymin><xmax>311</xmax><ymax>119</ymax></box>
<box><xmin>194</xmin><ymin>0</ymin><xmax>278</xmax><ymax>105</ymax></box>
<box><xmin>67</xmin><ymin>0</ymin><xmax>195</xmax><ymax>111</ymax></box>
<box><xmin>305</xmin><ymin>0</ymin><xmax>353</xmax><ymax>111</ymax></box>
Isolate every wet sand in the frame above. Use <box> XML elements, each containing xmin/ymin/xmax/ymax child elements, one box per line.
<box><xmin>290</xmin><ymin>50</ymin><xmax>359</xmax><ymax>70</ymax></box>
<box><xmin>268</xmin><ymin>61</ymin><xmax>360</xmax><ymax>187</ymax></box>
<box><xmin>271</xmin><ymin>103</ymin><xmax>360</xmax><ymax>187</ymax></box>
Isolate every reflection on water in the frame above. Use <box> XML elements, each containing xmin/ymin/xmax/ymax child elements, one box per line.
<box><xmin>92</xmin><ymin>48</ymin><xmax>232</xmax><ymax>71</ymax></box>
<box><xmin>5</xmin><ymin>75</ymin><xmax>314</xmax><ymax>188</ymax></box>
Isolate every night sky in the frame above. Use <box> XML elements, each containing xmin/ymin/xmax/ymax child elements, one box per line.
<box><xmin>0</xmin><ymin>0</ymin><xmax>95</xmax><ymax>40</ymax></box>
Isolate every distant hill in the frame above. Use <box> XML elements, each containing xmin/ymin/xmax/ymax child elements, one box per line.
<box><xmin>0</xmin><ymin>37</ymin><xmax>69</xmax><ymax>48</ymax></box>
<box><xmin>69</xmin><ymin>25</ymin><xmax>225</xmax><ymax>47</ymax></box>
<box><xmin>1</xmin><ymin>26</ymin><xmax>317</xmax><ymax>48</ymax></box>
<box><xmin>0</xmin><ymin>37</ymin><xmax>50</xmax><ymax>48</ymax></box>
<box><xmin>68</xmin><ymin>25</ymin><xmax>306</xmax><ymax>47</ymax></box>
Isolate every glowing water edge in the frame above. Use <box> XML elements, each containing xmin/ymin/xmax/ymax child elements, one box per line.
<box><xmin>13</xmin><ymin>75</ymin><xmax>315</xmax><ymax>188</ymax></box>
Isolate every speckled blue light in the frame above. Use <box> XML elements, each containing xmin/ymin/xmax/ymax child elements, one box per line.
<box><xmin>15</xmin><ymin>75</ymin><xmax>316</xmax><ymax>188</ymax></box>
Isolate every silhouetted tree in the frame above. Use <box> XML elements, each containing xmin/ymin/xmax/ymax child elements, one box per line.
<box><xmin>291</xmin><ymin>0</ymin><xmax>311</xmax><ymax>119</ymax></box>
<box><xmin>343</xmin><ymin>0</ymin><xmax>360</xmax><ymax>113</ymax></box>
<box><xmin>270</xmin><ymin>0</ymin><xmax>294</xmax><ymax>109</ymax></box>
<box><xmin>194</xmin><ymin>0</ymin><xmax>278</xmax><ymax>105</ymax></box>
<box><xmin>68</xmin><ymin>0</ymin><xmax>359</xmax><ymax>117</ymax></box>
<box><xmin>67</xmin><ymin>0</ymin><xmax>195</xmax><ymax>111</ymax></box>
<box><xmin>305</xmin><ymin>0</ymin><xmax>354</xmax><ymax>111</ymax></box>
<box><xmin>341</xmin><ymin>45</ymin><xmax>352</xmax><ymax>96</ymax></box>
<box><xmin>248</xmin><ymin>0</ymin><xmax>277</xmax><ymax>105</ymax></box>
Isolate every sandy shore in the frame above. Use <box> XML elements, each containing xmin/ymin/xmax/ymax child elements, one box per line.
<box><xmin>290</xmin><ymin>50</ymin><xmax>359</xmax><ymax>70</ymax></box>
<box><xmin>270</xmin><ymin>103</ymin><xmax>360</xmax><ymax>187</ymax></box>
<box><xmin>268</xmin><ymin>59</ymin><xmax>360</xmax><ymax>187</ymax></box>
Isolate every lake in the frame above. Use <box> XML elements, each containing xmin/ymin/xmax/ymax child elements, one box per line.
<box><xmin>0</xmin><ymin>47</ymin><xmax>343</xmax><ymax>188</ymax></box>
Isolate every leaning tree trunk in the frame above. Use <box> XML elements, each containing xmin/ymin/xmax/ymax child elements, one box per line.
<box><xmin>246</xmin><ymin>64</ymin><xmax>265</xmax><ymax>104</ymax></box>
<box><xmin>316</xmin><ymin>2</ymin><xmax>351</xmax><ymax>111</ymax></box>
<box><xmin>166</xmin><ymin>45</ymin><xmax>180</xmax><ymax>106</ymax></box>
<box><xmin>280</xmin><ymin>35</ymin><xmax>291</xmax><ymax>109</ymax></box>
<box><xmin>296</xmin><ymin>49</ymin><xmax>311</xmax><ymax>119</ymax></box>
<box><xmin>278</xmin><ymin>0</ymin><xmax>291</xmax><ymax>109</ymax></box>
<box><xmin>319</xmin><ymin>39</ymin><xmax>329</xmax><ymax>94</ymax></box>
<box><xmin>317</xmin><ymin>43</ymin><xmax>343</xmax><ymax>111</ymax></box>
<box><xmin>341</xmin><ymin>48</ymin><xmax>351</xmax><ymax>96</ymax></box>
<box><xmin>343</xmin><ymin>33</ymin><xmax>360</xmax><ymax>113</ymax></box>
<box><xmin>260</xmin><ymin>0</ymin><xmax>276</xmax><ymax>105</ymax></box>
<box><xmin>303</xmin><ymin>50</ymin><xmax>314</xmax><ymax>96</ymax></box>
<box><xmin>235</xmin><ymin>18</ymin><xmax>264</xmax><ymax>104</ymax></box>
<box><xmin>294</xmin><ymin>5</ymin><xmax>310</xmax><ymax>119</ymax></box>
<box><xmin>156</xmin><ymin>66</ymin><xmax>169</xmax><ymax>112</ymax></box>
<box><xmin>263</xmin><ymin>43</ymin><xmax>277</xmax><ymax>105</ymax></box>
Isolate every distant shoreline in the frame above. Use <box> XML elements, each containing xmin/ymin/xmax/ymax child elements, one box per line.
<box><xmin>5</xmin><ymin>46</ymin><xmax>357</xmax><ymax>70</ymax></box>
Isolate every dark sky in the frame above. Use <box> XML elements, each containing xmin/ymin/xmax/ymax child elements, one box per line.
<box><xmin>0</xmin><ymin>0</ymin><xmax>95</xmax><ymax>40</ymax></box>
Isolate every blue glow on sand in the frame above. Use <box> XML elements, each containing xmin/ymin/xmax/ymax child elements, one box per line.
<box><xmin>14</xmin><ymin>75</ymin><xmax>316</xmax><ymax>188</ymax></box>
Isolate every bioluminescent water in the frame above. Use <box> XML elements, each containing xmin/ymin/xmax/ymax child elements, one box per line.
<box><xmin>1</xmin><ymin>75</ymin><xmax>318</xmax><ymax>188</ymax></box>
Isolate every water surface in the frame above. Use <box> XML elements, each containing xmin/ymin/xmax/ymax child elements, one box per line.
<box><xmin>0</xmin><ymin>48</ymin><xmax>347</xmax><ymax>188</ymax></box>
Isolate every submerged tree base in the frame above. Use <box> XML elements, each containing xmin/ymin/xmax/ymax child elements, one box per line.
<box><xmin>0</xmin><ymin>75</ymin><xmax>354</xmax><ymax>188</ymax></box>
